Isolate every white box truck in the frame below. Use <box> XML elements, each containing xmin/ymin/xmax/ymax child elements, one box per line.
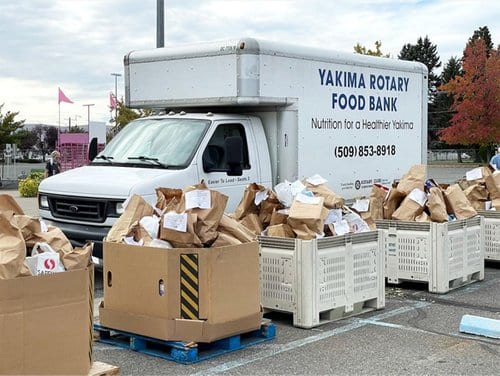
<box><xmin>38</xmin><ymin>37</ymin><xmax>428</xmax><ymax>263</ymax></box>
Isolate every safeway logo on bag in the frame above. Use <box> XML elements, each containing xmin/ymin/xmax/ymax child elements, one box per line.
<box><xmin>44</xmin><ymin>258</ymin><xmax>56</xmax><ymax>270</ymax></box>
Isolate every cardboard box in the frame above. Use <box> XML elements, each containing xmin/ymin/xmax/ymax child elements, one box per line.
<box><xmin>100</xmin><ymin>241</ymin><xmax>262</xmax><ymax>343</ymax></box>
<box><xmin>0</xmin><ymin>266</ymin><xmax>94</xmax><ymax>375</ymax></box>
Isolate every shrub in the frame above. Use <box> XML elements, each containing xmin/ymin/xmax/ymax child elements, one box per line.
<box><xmin>18</xmin><ymin>171</ymin><xmax>45</xmax><ymax>197</ymax></box>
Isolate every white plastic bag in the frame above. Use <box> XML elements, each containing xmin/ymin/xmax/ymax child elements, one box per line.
<box><xmin>26</xmin><ymin>242</ymin><xmax>66</xmax><ymax>275</ymax></box>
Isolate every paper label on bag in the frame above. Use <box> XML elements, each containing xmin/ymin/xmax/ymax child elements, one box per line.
<box><xmin>325</xmin><ymin>209</ymin><xmax>343</xmax><ymax>225</ymax></box>
<box><xmin>344</xmin><ymin>213</ymin><xmax>370</xmax><ymax>233</ymax></box>
<box><xmin>466</xmin><ymin>167</ymin><xmax>483</xmax><ymax>181</ymax></box>
<box><xmin>306</xmin><ymin>174</ymin><xmax>328</xmax><ymax>186</ymax></box>
<box><xmin>352</xmin><ymin>198</ymin><xmax>370</xmax><ymax>212</ymax></box>
<box><xmin>408</xmin><ymin>188</ymin><xmax>427</xmax><ymax>206</ymax></box>
<box><xmin>334</xmin><ymin>220</ymin><xmax>350</xmax><ymax>235</ymax></box>
<box><xmin>185</xmin><ymin>190</ymin><xmax>211</xmax><ymax>209</ymax></box>
<box><xmin>254</xmin><ymin>190</ymin><xmax>269</xmax><ymax>206</ymax></box>
<box><xmin>163</xmin><ymin>212</ymin><xmax>188</xmax><ymax>232</ymax></box>
<box><xmin>124</xmin><ymin>236</ymin><xmax>144</xmax><ymax>246</ymax></box>
<box><xmin>295</xmin><ymin>192</ymin><xmax>321</xmax><ymax>205</ymax></box>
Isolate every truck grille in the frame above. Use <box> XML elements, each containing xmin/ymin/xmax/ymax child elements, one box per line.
<box><xmin>48</xmin><ymin>196</ymin><xmax>108</xmax><ymax>222</ymax></box>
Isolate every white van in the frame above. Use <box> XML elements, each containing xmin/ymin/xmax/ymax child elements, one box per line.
<box><xmin>38</xmin><ymin>37</ymin><xmax>427</xmax><ymax>263</ymax></box>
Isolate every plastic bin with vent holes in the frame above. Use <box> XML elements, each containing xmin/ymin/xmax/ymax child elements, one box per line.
<box><xmin>376</xmin><ymin>216</ymin><xmax>484</xmax><ymax>293</ymax></box>
<box><xmin>478</xmin><ymin>211</ymin><xmax>500</xmax><ymax>261</ymax></box>
<box><xmin>258</xmin><ymin>231</ymin><xmax>385</xmax><ymax>329</ymax></box>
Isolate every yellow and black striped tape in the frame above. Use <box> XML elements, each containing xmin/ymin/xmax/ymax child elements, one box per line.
<box><xmin>180</xmin><ymin>253</ymin><xmax>199</xmax><ymax>320</ymax></box>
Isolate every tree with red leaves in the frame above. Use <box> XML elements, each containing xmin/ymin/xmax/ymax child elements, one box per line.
<box><xmin>438</xmin><ymin>39</ymin><xmax>500</xmax><ymax>149</ymax></box>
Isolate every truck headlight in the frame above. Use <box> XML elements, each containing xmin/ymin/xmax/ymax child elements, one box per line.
<box><xmin>115</xmin><ymin>202</ymin><xmax>125</xmax><ymax>215</ymax></box>
<box><xmin>39</xmin><ymin>194</ymin><xmax>49</xmax><ymax>209</ymax></box>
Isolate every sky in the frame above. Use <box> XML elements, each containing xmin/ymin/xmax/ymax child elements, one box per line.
<box><xmin>0</xmin><ymin>0</ymin><xmax>498</xmax><ymax>127</ymax></box>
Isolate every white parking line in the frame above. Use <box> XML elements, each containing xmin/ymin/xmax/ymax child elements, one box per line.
<box><xmin>190</xmin><ymin>301</ymin><xmax>430</xmax><ymax>376</ymax></box>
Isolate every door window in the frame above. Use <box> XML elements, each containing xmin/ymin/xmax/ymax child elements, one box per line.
<box><xmin>202</xmin><ymin>123</ymin><xmax>250</xmax><ymax>172</ymax></box>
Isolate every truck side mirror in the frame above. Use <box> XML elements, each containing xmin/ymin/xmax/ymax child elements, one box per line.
<box><xmin>225</xmin><ymin>136</ymin><xmax>243</xmax><ymax>176</ymax></box>
<box><xmin>88</xmin><ymin>137</ymin><xmax>98</xmax><ymax>161</ymax></box>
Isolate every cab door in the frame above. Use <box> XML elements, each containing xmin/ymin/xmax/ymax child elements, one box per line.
<box><xmin>196</xmin><ymin>119</ymin><xmax>260</xmax><ymax>212</ymax></box>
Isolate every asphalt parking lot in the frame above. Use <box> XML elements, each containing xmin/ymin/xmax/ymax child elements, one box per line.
<box><xmin>3</xmin><ymin>164</ymin><xmax>499</xmax><ymax>375</ymax></box>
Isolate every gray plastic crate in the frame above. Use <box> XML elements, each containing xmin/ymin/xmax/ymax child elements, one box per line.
<box><xmin>376</xmin><ymin>216</ymin><xmax>484</xmax><ymax>293</ymax></box>
<box><xmin>258</xmin><ymin>231</ymin><xmax>385</xmax><ymax>328</ymax></box>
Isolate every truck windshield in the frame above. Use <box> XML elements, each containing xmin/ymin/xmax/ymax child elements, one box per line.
<box><xmin>94</xmin><ymin>118</ymin><xmax>210</xmax><ymax>167</ymax></box>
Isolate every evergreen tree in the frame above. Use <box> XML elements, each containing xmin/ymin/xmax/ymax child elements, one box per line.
<box><xmin>470</xmin><ymin>26</ymin><xmax>493</xmax><ymax>57</ymax></box>
<box><xmin>429</xmin><ymin>57</ymin><xmax>462</xmax><ymax>148</ymax></box>
<box><xmin>399</xmin><ymin>36</ymin><xmax>441</xmax><ymax>98</ymax></box>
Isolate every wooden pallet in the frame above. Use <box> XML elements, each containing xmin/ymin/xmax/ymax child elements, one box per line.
<box><xmin>93</xmin><ymin>320</ymin><xmax>276</xmax><ymax>364</ymax></box>
<box><xmin>89</xmin><ymin>361</ymin><xmax>120</xmax><ymax>376</ymax></box>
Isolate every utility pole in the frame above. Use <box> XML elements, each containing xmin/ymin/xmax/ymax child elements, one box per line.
<box><xmin>82</xmin><ymin>104</ymin><xmax>94</xmax><ymax>134</ymax></box>
<box><xmin>157</xmin><ymin>0</ymin><xmax>164</xmax><ymax>48</ymax></box>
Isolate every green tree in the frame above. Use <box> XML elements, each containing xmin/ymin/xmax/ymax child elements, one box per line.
<box><xmin>0</xmin><ymin>104</ymin><xmax>25</xmax><ymax>146</ymax></box>
<box><xmin>354</xmin><ymin>41</ymin><xmax>390</xmax><ymax>57</ymax></box>
<box><xmin>15</xmin><ymin>129</ymin><xmax>38</xmax><ymax>152</ymax></box>
<box><xmin>470</xmin><ymin>26</ymin><xmax>494</xmax><ymax>57</ymax></box>
<box><xmin>108</xmin><ymin>100</ymin><xmax>153</xmax><ymax>141</ymax></box>
<box><xmin>429</xmin><ymin>56</ymin><xmax>462</xmax><ymax>149</ymax></box>
<box><xmin>398</xmin><ymin>36</ymin><xmax>442</xmax><ymax>98</ymax></box>
<box><xmin>68</xmin><ymin>125</ymin><xmax>86</xmax><ymax>133</ymax></box>
<box><xmin>399</xmin><ymin>36</ymin><xmax>442</xmax><ymax>150</ymax></box>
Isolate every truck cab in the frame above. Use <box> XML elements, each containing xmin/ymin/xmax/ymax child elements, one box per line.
<box><xmin>38</xmin><ymin>112</ymin><xmax>272</xmax><ymax>263</ymax></box>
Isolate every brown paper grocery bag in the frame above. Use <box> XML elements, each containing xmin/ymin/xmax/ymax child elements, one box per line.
<box><xmin>233</xmin><ymin>183</ymin><xmax>264</xmax><ymax>220</ymax></box>
<box><xmin>369</xmin><ymin>184</ymin><xmax>389</xmax><ymax>220</ymax></box>
<box><xmin>267</xmin><ymin>223</ymin><xmax>295</xmax><ymax>238</ymax></box>
<box><xmin>287</xmin><ymin>197</ymin><xmax>328</xmax><ymax>239</ymax></box>
<box><xmin>485</xmin><ymin>172</ymin><xmax>500</xmax><ymax>199</ymax></box>
<box><xmin>303</xmin><ymin>182</ymin><xmax>345</xmax><ymax>209</ymax></box>
<box><xmin>259</xmin><ymin>190</ymin><xmax>284</xmax><ymax>228</ymax></box>
<box><xmin>0</xmin><ymin>212</ymin><xmax>27</xmax><ymax>279</ymax></box>
<box><xmin>10</xmin><ymin>215</ymin><xmax>41</xmax><ymax>243</ymax></box>
<box><xmin>464</xmin><ymin>184</ymin><xmax>489</xmax><ymax>210</ymax></box>
<box><xmin>0</xmin><ymin>194</ymin><xmax>25</xmax><ymax>217</ymax></box>
<box><xmin>107</xmin><ymin>194</ymin><xmax>155</xmax><ymax>243</ymax></box>
<box><xmin>415</xmin><ymin>212</ymin><xmax>431</xmax><ymax>222</ymax></box>
<box><xmin>160</xmin><ymin>212</ymin><xmax>202</xmax><ymax>248</ymax></box>
<box><xmin>269</xmin><ymin>209</ymin><xmax>289</xmax><ymax>226</ymax></box>
<box><xmin>426</xmin><ymin>187</ymin><xmax>448</xmax><ymax>223</ymax></box>
<box><xmin>62</xmin><ymin>241</ymin><xmax>93</xmax><ymax>270</ymax></box>
<box><xmin>155</xmin><ymin>187</ymin><xmax>183</xmax><ymax>211</ymax></box>
<box><xmin>383</xmin><ymin>188</ymin><xmax>406</xmax><ymax>219</ymax></box>
<box><xmin>217</xmin><ymin>214</ymin><xmax>256</xmax><ymax>243</ymax></box>
<box><xmin>392</xmin><ymin>196</ymin><xmax>424</xmax><ymax>221</ymax></box>
<box><xmin>26</xmin><ymin>225</ymin><xmax>73</xmax><ymax>256</ymax></box>
<box><xmin>211</xmin><ymin>232</ymin><xmax>242</xmax><ymax>247</ymax></box>
<box><xmin>444</xmin><ymin>184</ymin><xmax>478</xmax><ymax>219</ymax></box>
<box><xmin>397</xmin><ymin>164</ymin><xmax>426</xmax><ymax>194</ymax></box>
<box><xmin>126</xmin><ymin>221</ymin><xmax>153</xmax><ymax>245</ymax></box>
<box><xmin>180</xmin><ymin>181</ymin><xmax>228</xmax><ymax>245</ymax></box>
<box><xmin>239</xmin><ymin>213</ymin><xmax>263</xmax><ymax>235</ymax></box>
